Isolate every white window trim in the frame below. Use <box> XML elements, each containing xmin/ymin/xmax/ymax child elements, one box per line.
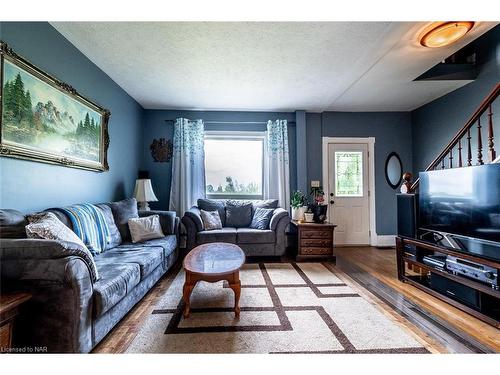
<box><xmin>322</xmin><ymin>137</ymin><xmax>377</xmax><ymax>246</ymax></box>
<box><xmin>204</xmin><ymin>131</ymin><xmax>267</xmax><ymax>200</ymax></box>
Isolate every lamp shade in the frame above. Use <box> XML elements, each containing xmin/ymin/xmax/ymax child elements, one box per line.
<box><xmin>134</xmin><ymin>179</ymin><xmax>158</xmax><ymax>202</ymax></box>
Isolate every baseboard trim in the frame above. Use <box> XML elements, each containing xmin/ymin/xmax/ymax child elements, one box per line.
<box><xmin>376</xmin><ymin>235</ymin><xmax>396</xmax><ymax>247</ymax></box>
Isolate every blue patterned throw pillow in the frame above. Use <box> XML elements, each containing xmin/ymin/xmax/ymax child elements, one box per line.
<box><xmin>250</xmin><ymin>207</ymin><xmax>275</xmax><ymax>230</ymax></box>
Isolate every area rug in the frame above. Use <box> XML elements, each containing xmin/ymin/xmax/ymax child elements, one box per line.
<box><xmin>126</xmin><ymin>262</ymin><xmax>430</xmax><ymax>353</ymax></box>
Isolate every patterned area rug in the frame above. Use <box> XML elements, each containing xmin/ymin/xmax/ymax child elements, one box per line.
<box><xmin>126</xmin><ymin>262</ymin><xmax>430</xmax><ymax>353</ymax></box>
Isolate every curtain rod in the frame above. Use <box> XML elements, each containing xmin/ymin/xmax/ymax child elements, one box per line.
<box><xmin>164</xmin><ymin>120</ymin><xmax>296</xmax><ymax>125</ymax></box>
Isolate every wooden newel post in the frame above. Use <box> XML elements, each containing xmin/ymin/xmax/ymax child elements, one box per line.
<box><xmin>400</xmin><ymin>172</ymin><xmax>413</xmax><ymax>194</ymax></box>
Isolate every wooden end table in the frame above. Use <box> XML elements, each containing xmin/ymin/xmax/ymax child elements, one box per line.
<box><xmin>291</xmin><ymin>220</ymin><xmax>337</xmax><ymax>262</ymax></box>
<box><xmin>182</xmin><ymin>242</ymin><xmax>245</xmax><ymax>319</ymax></box>
<box><xmin>0</xmin><ymin>292</ymin><xmax>32</xmax><ymax>350</ymax></box>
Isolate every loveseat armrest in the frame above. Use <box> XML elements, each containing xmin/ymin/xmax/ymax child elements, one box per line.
<box><xmin>181</xmin><ymin>206</ymin><xmax>204</xmax><ymax>251</ymax></box>
<box><xmin>139</xmin><ymin>210</ymin><xmax>178</xmax><ymax>235</ymax></box>
<box><xmin>270</xmin><ymin>208</ymin><xmax>290</xmax><ymax>256</ymax></box>
<box><xmin>183</xmin><ymin>207</ymin><xmax>204</xmax><ymax>232</ymax></box>
<box><xmin>0</xmin><ymin>238</ymin><xmax>98</xmax><ymax>282</ymax></box>
<box><xmin>270</xmin><ymin>208</ymin><xmax>289</xmax><ymax>231</ymax></box>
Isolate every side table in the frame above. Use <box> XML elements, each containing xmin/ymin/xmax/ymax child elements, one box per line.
<box><xmin>0</xmin><ymin>292</ymin><xmax>32</xmax><ymax>351</ymax></box>
<box><xmin>291</xmin><ymin>220</ymin><xmax>337</xmax><ymax>262</ymax></box>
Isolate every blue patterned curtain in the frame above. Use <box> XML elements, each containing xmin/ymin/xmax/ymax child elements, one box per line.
<box><xmin>169</xmin><ymin>118</ymin><xmax>206</xmax><ymax>216</ymax></box>
<box><xmin>264</xmin><ymin>120</ymin><xmax>290</xmax><ymax>210</ymax></box>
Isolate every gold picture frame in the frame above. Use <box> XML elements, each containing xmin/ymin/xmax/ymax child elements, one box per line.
<box><xmin>0</xmin><ymin>41</ymin><xmax>110</xmax><ymax>172</ymax></box>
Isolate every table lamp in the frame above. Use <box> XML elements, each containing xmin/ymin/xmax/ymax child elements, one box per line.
<box><xmin>134</xmin><ymin>179</ymin><xmax>158</xmax><ymax>210</ymax></box>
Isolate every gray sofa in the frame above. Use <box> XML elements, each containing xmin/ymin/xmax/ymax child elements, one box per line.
<box><xmin>182</xmin><ymin>199</ymin><xmax>290</xmax><ymax>256</ymax></box>
<box><xmin>0</xmin><ymin>199</ymin><xmax>179</xmax><ymax>353</ymax></box>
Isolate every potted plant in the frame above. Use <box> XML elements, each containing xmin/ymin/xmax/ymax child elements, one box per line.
<box><xmin>308</xmin><ymin>186</ymin><xmax>328</xmax><ymax>223</ymax></box>
<box><xmin>290</xmin><ymin>190</ymin><xmax>306</xmax><ymax>221</ymax></box>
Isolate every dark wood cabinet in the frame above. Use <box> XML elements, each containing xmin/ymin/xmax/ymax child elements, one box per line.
<box><xmin>0</xmin><ymin>292</ymin><xmax>32</xmax><ymax>350</ymax></box>
<box><xmin>291</xmin><ymin>220</ymin><xmax>336</xmax><ymax>261</ymax></box>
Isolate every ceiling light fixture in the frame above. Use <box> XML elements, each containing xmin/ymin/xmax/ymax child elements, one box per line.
<box><xmin>420</xmin><ymin>22</ymin><xmax>475</xmax><ymax>48</ymax></box>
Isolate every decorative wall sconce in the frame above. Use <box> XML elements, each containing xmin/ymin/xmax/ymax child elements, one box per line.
<box><xmin>150</xmin><ymin>138</ymin><xmax>173</xmax><ymax>162</ymax></box>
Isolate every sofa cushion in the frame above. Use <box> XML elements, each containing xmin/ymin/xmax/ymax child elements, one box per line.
<box><xmin>237</xmin><ymin>228</ymin><xmax>276</xmax><ymax>244</ymax></box>
<box><xmin>200</xmin><ymin>210</ymin><xmax>223</xmax><ymax>231</ymax></box>
<box><xmin>98</xmin><ymin>245</ymin><xmax>163</xmax><ymax>279</ymax></box>
<box><xmin>96</xmin><ymin>204</ymin><xmax>122</xmax><ymax>249</ymax></box>
<box><xmin>0</xmin><ymin>209</ymin><xmax>27</xmax><ymax>238</ymax></box>
<box><xmin>93</xmin><ymin>261</ymin><xmax>140</xmax><ymax>317</ymax></box>
<box><xmin>197</xmin><ymin>199</ymin><xmax>226</xmax><ymax>226</ymax></box>
<box><xmin>251</xmin><ymin>199</ymin><xmax>279</xmax><ymax>214</ymax></box>
<box><xmin>225</xmin><ymin>200</ymin><xmax>252</xmax><ymax>228</ymax></box>
<box><xmin>139</xmin><ymin>236</ymin><xmax>177</xmax><ymax>259</ymax></box>
<box><xmin>250</xmin><ymin>207</ymin><xmax>275</xmax><ymax>230</ymax></box>
<box><xmin>108</xmin><ymin>198</ymin><xmax>139</xmax><ymax>242</ymax></box>
<box><xmin>196</xmin><ymin>227</ymin><xmax>237</xmax><ymax>244</ymax></box>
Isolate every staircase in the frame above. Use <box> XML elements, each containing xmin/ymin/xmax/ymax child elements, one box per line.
<box><xmin>409</xmin><ymin>83</ymin><xmax>500</xmax><ymax>192</ymax></box>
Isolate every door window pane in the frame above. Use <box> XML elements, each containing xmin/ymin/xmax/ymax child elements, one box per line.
<box><xmin>335</xmin><ymin>151</ymin><xmax>363</xmax><ymax>197</ymax></box>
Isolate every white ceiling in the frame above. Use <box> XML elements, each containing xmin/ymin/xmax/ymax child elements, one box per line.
<box><xmin>51</xmin><ymin>22</ymin><xmax>497</xmax><ymax>112</ymax></box>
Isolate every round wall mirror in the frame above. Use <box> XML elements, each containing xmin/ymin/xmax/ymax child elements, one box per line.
<box><xmin>385</xmin><ymin>152</ymin><xmax>403</xmax><ymax>189</ymax></box>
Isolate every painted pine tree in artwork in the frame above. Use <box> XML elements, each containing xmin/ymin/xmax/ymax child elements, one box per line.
<box><xmin>3</xmin><ymin>73</ymin><xmax>33</xmax><ymax>123</ymax></box>
<box><xmin>2</xmin><ymin>73</ymin><xmax>36</xmax><ymax>142</ymax></box>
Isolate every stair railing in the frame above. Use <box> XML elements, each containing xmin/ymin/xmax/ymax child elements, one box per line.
<box><xmin>409</xmin><ymin>83</ymin><xmax>500</xmax><ymax>192</ymax></box>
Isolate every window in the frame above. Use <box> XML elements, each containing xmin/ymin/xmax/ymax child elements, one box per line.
<box><xmin>204</xmin><ymin>132</ymin><xmax>265</xmax><ymax>199</ymax></box>
<box><xmin>335</xmin><ymin>151</ymin><xmax>363</xmax><ymax>197</ymax></box>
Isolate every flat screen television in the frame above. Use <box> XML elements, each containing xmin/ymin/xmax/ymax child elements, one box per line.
<box><xmin>419</xmin><ymin>163</ymin><xmax>500</xmax><ymax>243</ymax></box>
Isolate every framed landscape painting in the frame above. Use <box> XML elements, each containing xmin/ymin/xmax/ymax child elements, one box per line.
<box><xmin>0</xmin><ymin>41</ymin><xmax>110</xmax><ymax>171</ymax></box>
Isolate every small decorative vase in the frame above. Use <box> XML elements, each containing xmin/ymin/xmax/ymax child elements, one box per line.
<box><xmin>304</xmin><ymin>213</ymin><xmax>314</xmax><ymax>222</ymax></box>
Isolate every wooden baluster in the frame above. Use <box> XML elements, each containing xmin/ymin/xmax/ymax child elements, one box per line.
<box><xmin>458</xmin><ymin>138</ymin><xmax>463</xmax><ymax>167</ymax></box>
<box><xmin>467</xmin><ymin>128</ymin><xmax>472</xmax><ymax>166</ymax></box>
<box><xmin>477</xmin><ymin>117</ymin><xmax>484</xmax><ymax>165</ymax></box>
<box><xmin>487</xmin><ymin>104</ymin><xmax>496</xmax><ymax>162</ymax></box>
<box><xmin>449</xmin><ymin>147</ymin><xmax>453</xmax><ymax>168</ymax></box>
<box><xmin>441</xmin><ymin>158</ymin><xmax>445</xmax><ymax>169</ymax></box>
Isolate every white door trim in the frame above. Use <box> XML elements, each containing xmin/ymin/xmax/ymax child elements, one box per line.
<box><xmin>322</xmin><ymin>137</ymin><xmax>377</xmax><ymax>246</ymax></box>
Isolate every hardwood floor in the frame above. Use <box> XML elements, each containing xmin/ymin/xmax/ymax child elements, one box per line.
<box><xmin>333</xmin><ymin>246</ymin><xmax>500</xmax><ymax>353</ymax></box>
<box><xmin>93</xmin><ymin>246</ymin><xmax>499</xmax><ymax>353</ymax></box>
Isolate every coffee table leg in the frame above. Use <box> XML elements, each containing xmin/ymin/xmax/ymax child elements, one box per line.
<box><xmin>228</xmin><ymin>272</ymin><xmax>241</xmax><ymax>318</ymax></box>
<box><xmin>183</xmin><ymin>275</ymin><xmax>196</xmax><ymax>318</ymax></box>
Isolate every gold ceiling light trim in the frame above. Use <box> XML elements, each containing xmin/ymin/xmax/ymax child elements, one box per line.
<box><xmin>420</xmin><ymin>22</ymin><xmax>475</xmax><ymax>48</ymax></box>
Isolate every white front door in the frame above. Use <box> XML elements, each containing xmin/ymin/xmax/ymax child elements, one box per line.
<box><xmin>327</xmin><ymin>142</ymin><xmax>370</xmax><ymax>245</ymax></box>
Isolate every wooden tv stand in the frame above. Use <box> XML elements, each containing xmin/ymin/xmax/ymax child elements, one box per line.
<box><xmin>396</xmin><ymin>236</ymin><xmax>500</xmax><ymax>328</ymax></box>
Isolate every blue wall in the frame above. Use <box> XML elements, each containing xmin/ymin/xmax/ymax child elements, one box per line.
<box><xmin>307</xmin><ymin>112</ymin><xmax>413</xmax><ymax>235</ymax></box>
<box><xmin>142</xmin><ymin>109</ymin><xmax>411</xmax><ymax>235</ymax></box>
<box><xmin>0</xmin><ymin>22</ymin><xmax>144</xmax><ymax>213</ymax></box>
<box><xmin>141</xmin><ymin>110</ymin><xmax>296</xmax><ymax>210</ymax></box>
<box><xmin>412</xmin><ymin>25</ymin><xmax>500</xmax><ymax>175</ymax></box>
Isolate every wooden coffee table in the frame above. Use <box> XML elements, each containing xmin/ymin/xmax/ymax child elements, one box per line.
<box><xmin>182</xmin><ymin>242</ymin><xmax>245</xmax><ymax>319</ymax></box>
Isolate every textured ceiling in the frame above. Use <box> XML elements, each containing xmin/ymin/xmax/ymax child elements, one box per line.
<box><xmin>51</xmin><ymin>22</ymin><xmax>497</xmax><ymax>112</ymax></box>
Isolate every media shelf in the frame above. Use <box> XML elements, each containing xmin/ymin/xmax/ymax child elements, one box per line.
<box><xmin>396</xmin><ymin>236</ymin><xmax>500</xmax><ymax>328</ymax></box>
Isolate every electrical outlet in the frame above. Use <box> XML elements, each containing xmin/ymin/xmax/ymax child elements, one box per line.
<box><xmin>310</xmin><ymin>180</ymin><xmax>320</xmax><ymax>187</ymax></box>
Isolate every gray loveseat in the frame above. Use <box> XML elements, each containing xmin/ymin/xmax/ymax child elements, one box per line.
<box><xmin>181</xmin><ymin>199</ymin><xmax>290</xmax><ymax>256</ymax></box>
<box><xmin>0</xmin><ymin>198</ymin><xmax>179</xmax><ymax>353</ymax></box>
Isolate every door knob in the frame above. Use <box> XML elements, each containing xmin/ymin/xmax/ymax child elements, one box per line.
<box><xmin>330</xmin><ymin>200</ymin><xmax>335</xmax><ymax>204</ymax></box>
<box><xmin>330</xmin><ymin>193</ymin><xmax>334</xmax><ymax>197</ymax></box>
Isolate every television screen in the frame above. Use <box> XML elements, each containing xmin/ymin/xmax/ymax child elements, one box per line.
<box><xmin>419</xmin><ymin>163</ymin><xmax>500</xmax><ymax>243</ymax></box>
